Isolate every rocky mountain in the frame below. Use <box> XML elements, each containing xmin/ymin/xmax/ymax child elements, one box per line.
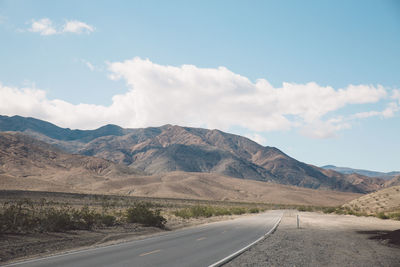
<box><xmin>322</xmin><ymin>165</ymin><xmax>400</xmax><ymax>180</ymax></box>
<box><xmin>0</xmin><ymin>115</ymin><xmax>386</xmax><ymax>193</ymax></box>
<box><xmin>0</xmin><ymin>131</ymin><xmax>361</xmax><ymax>205</ymax></box>
<box><xmin>0</xmin><ymin>132</ymin><xmax>140</xmax><ymax>189</ymax></box>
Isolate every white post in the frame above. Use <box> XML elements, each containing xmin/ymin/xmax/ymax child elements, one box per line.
<box><xmin>297</xmin><ymin>214</ymin><xmax>299</xmax><ymax>229</ymax></box>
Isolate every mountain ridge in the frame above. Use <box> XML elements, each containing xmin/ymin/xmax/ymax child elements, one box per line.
<box><xmin>322</xmin><ymin>165</ymin><xmax>400</xmax><ymax>180</ymax></box>
<box><xmin>0</xmin><ymin>115</ymin><xmax>386</xmax><ymax>193</ymax></box>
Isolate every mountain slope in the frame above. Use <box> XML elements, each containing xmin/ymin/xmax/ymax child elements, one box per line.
<box><xmin>0</xmin><ymin>115</ymin><xmax>384</xmax><ymax>193</ymax></box>
<box><xmin>0</xmin><ymin>132</ymin><xmax>139</xmax><ymax>182</ymax></box>
<box><xmin>385</xmin><ymin>175</ymin><xmax>400</xmax><ymax>187</ymax></box>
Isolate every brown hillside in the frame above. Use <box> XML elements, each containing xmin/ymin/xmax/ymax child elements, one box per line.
<box><xmin>344</xmin><ymin>185</ymin><xmax>400</xmax><ymax>214</ymax></box>
<box><xmin>385</xmin><ymin>175</ymin><xmax>400</xmax><ymax>187</ymax></box>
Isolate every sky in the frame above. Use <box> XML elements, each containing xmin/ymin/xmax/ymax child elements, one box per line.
<box><xmin>0</xmin><ymin>0</ymin><xmax>399</xmax><ymax>172</ymax></box>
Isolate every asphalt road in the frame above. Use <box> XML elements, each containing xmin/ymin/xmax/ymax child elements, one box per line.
<box><xmin>9</xmin><ymin>210</ymin><xmax>283</xmax><ymax>267</ymax></box>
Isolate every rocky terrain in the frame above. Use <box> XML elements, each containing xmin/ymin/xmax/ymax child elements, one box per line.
<box><xmin>0</xmin><ymin>115</ymin><xmax>387</xmax><ymax>193</ymax></box>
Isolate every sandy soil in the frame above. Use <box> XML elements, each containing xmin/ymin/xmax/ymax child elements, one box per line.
<box><xmin>227</xmin><ymin>211</ymin><xmax>400</xmax><ymax>267</ymax></box>
<box><xmin>0</xmin><ymin>214</ymin><xmax>240</xmax><ymax>264</ymax></box>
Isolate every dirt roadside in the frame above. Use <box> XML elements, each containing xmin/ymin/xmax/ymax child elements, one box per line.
<box><xmin>227</xmin><ymin>211</ymin><xmax>400</xmax><ymax>267</ymax></box>
<box><xmin>0</xmin><ymin>214</ymin><xmax>243</xmax><ymax>264</ymax></box>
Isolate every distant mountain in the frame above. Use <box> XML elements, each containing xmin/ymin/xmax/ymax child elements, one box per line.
<box><xmin>0</xmin><ymin>115</ymin><xmax>386</xmax><ymax>193</ymax></box>
<box><xmin>321</xmin><ymin>165</ymin><xmax>400</xmax><ymax>180</ymax></box>
<box><xmin>385</xmin><ymin>175</ymin><xmax>400</xmax><ymax>188</ymax></box>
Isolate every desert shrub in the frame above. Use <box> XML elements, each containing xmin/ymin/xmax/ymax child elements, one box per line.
<box><xmin>125</xmin><ymin>202</ymin><xmax>166</xmax><ymax>228</ymax></box>
<box><xmin>0</xmin><ymin>199</ymin><xmax>119</xmax><ymax>234</ymax></box>
<box><xmin>173</xmin><ymin>209</ymin><xmax>192</xmax><ymax>219</ymax></box>
<box><xmin>42</xmin><ymin>207</ymin><xmax>74</xmax><ymax>232</ymax></box>
<box><xmin>173</xmin><ymin>205</ymin><xmax>260</xmax><ymax>219</ymax></box>
<box><xmin>388</xmin><ymin>212</ymin><xmax>400</xmax><ymax>221</ymax></box>
<box><xmin>322</xmin><ymin>207</ymin><xmax>336</xmax><ymax>214</ymax></box>
<box><xmin>230</xmin><ymin>207</ymin><xmax>246</xmax><ymax>215</ymax></box>
<box><xmin>213</xmin><ymin>207</ymin><xmax>232</xmax><ymax>216</ymax></box>
<box><xmin>377</xmin><ymin>212</ymin><xmax>389</xmax><ymax>220</ymax></box>
<box><xmin>249</xmin><ymin>208</ymin><xmax>260</xmax><ymax>214</ymax></box>
<box><xmin>297</xmin><ymin>206</ymin><xmax>307</xmax><ymax>212</ymax></box>
<box><xmin>100</xmin><ymin>214</ymin><xmax>117</xmax><ymax>226</ymax></box>
<box><xmin>191</xmin><ymin>206</ymin><xmax>214</xmax><ymax>218</ymax></box>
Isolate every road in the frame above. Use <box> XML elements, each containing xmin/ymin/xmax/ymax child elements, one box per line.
<box><xmin>8</xmin><ymin>210</ymin><xmax>283</xmax><ymax>267</ymax></box>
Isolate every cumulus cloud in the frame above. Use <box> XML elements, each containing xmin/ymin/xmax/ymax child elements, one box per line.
<box><xmin>0</xmin><ymin>58</ymin><xmax>395</xmax><ymax>138</ymax></box>
<box><xmin>28</xmin><ymin>18</ymin><xmax>94</xmax><ymax>35</ymax></box>
<box><xmin>29</xmin><ymin>18</ymin><xmax>57</xmax><ymax>35</ymax></box>
<box><xmin>63</xmin><ymin>20</ymin><xmax>94</xmax><ymax>34</ymax></box>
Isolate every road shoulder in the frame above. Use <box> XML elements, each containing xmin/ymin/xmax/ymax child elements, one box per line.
<box><xmin>227</xmin><ymin>211</ymin><xmax>400</xmax><ymax>267</ymax></box>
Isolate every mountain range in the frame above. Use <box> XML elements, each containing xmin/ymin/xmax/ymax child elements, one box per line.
<box><xmin>0</xmin><ymin>131</ymin><xmax>362</xmax><ymax>205</ymax></box>
<box><xmin>0</xmin><ymin>115</ymin><xmax>390</xmax><ymax>194</ymax></box>
<box><xmin>321</xmin><ymin>165</ymin><xmax>400</xmax><ymax>180</ymax></box>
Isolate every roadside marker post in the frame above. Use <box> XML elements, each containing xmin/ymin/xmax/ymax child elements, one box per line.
<box><xmin>297</xmin><ymin>215</ymin><xmax>299</xmax><ymax>229</ymax></box>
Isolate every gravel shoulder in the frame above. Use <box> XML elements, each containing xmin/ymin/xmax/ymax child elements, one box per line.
<box><xmin>227</xmin><ymin>211</ymin><xmax>400</xmax><ymax>267</ymax></box>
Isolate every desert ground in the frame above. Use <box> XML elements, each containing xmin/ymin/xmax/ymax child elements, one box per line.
<box><xmin>0</xmin><ymin>171</ymin><xmax>361</xmax><ymax>207</ymax></box>
<box><xmin>228</xmin><ymin>211</ymin><xmax>400</xmax><ymax>267</ymax></box>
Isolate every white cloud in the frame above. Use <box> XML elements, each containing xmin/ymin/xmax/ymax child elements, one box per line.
<box><xmin>392</xmin><ymin>89</ymin><xmax>400</xmax><ymax>103</ymax></box>
<box><xmin>300</xmin><ymin>118</ymin><xmax>351</xmax><ymax>139</ymax></box>
<box><xmin>63</xmin><ymin>20</ymin><xmax>94</xmax><ymax>34</ymax></box>
<box><xmin>80</xmin><ymin>59</ymin><xmax>95</xmax><ymax>71</ymax></box>
<box><xmin>0</xmin><ymin>58</ymin><xmax>393</xmax><ymax>138</ymax></box>
<box><xmin>29</xmin><ymin>18</ymin><xmax>57</xmax><ymax>35</ymax></box>
<box><xmin>353</xmin><ymin>102</ymin><xmax>399</xmax><ymax>119</ymax></box>
<box><xmin>28</xmin><ymin>18</ymin><xmax>94</xmax><ymax>35</ymax></box>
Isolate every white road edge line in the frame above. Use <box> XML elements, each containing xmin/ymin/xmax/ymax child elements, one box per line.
<box><xmin>208</xmin><ymin>212</ymin><xmax>283</xmax><ymax>267</ymax></box>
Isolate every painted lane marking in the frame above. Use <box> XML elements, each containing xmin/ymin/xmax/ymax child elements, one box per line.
<box><xmin>139</xmin><ymin>249</ymin><xmax>161</xmax><ymax>257</ymax></box>
<box><xmin>196</xmin><ymin>237</ymin><xmax>206</xmax><ymax>241</ymax></box>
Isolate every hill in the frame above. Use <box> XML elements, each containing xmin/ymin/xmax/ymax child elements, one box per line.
<box><xmin>344</xmin><ymin>185</ymin><xmax>400</xmax><ymax>214</ymax></box>
<box><xmin>385</xmin><ymin>175</ymin><xmax>400</xmax><ymax>187</ymax></box>
<box><xmin>0</xmin><ymin>115</ymin><xmax>385</xmax><ymax>193</ymax></box>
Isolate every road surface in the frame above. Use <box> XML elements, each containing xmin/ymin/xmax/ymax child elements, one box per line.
<box><xmin>8</xmin><ymin>210</ymin><xmax>283</xmax><ymax>267</ymax></box>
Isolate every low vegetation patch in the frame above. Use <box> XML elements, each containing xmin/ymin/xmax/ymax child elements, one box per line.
<box><xmin>0</xmin><ymin>199</ymin><xmax>167</xmax><ymax>234</ymax></box>
<box><xmin>316</xmin><ymin>205</ymin><xmax>400</xmax><ymax>221</ymax></box>
<box><xmin>126</xmin><ymin>202</ymin><xmax>166</xmax><ymax>228</ymax></box>
<box><xmin>173</xmin><ymin>205</ymin><xmax>260</xmax><ymax>219</ymax></box>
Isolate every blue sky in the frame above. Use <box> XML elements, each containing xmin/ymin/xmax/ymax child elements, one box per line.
<box><xmin>0</xmin><ymin>0</ymin><xmax>399</xmax><ymax>172</ymax></box>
